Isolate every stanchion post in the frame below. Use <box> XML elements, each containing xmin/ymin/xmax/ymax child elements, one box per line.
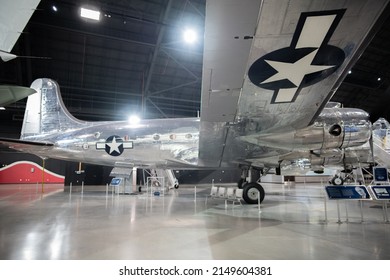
<box><xmin>337</xmin><ymin>200</ymin><xmax>342</xmax><ymax>224</ymax></box>
<box><xmin>345</xmin><ymin>200</ymin><xmax>349</xmax><ymax>223</ymax></box>
<box><xmin>383</xmin><ymin>201</ymin><xmax>389</xmax><ymax>223</ymax></box>
<box><xmin>324</xmin><ymin>192</ymin><xmax>328</xmax><ymax>224</ymax></box>
<box><xmin>360</xmin><ymin>200</ymin><xmax>364</xmax><ymax>223</ymax></box>
<box><xmin>81</xmin><ymin>181</ymin><xmax>84</xmax><ymax>195</ymax></box>
<box><xmin>257</xmin><ymin>190</ymin><xmax>261</xmax><ymax>213</ymax></box>
<box><xmin>194</xmin><ymin>186</ymin><xmax>197</xmax><ymax>202</ymax></box>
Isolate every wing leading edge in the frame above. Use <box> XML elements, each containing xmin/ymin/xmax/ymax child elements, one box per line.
<box><xmin>199</xmin><ymin>0</ymin><xmax>389</xmax><ymax>167</ymax></box>
<box><xmin>0</xmin><ymin>85</ymin><xmax>36</xmax><ymax>106</ymax></box>
<box><xmin>0</xmin><ymin>0</ymin><xmax>41</xmax><ymax>61</ymax></box>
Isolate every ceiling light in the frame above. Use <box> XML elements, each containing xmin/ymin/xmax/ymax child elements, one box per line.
<box><xmin>52</xmin><ymin>6</ymin><xmax>58</xmax><ymax>12</ymax></box>
<box><xmin>348</xmin><ymin>70</ymin><xmax>352</xmax><ymax>74</ymax></box>
<box><xmin>80</xmin><ymin>7</ymin><xmax>101</xmax><ymax>21</ymax></box>
<box><xmin>183</xmin><ymin>29</ymin><xmax>197</xmax><ymax>44</ymax></box>
<box><xmin>0</xmin><ymin>107</ymin><xmax>5</xmax><ymax>110</ymax></box>
<box><xmin>377</xmin><ymin>77</ymin><xmax>381</xmax><ymax>81</ymax></box>
<box><xmin>128</xmin><ymin>115</ymin><xmax>141</xmax><ymax>125</ymax></box>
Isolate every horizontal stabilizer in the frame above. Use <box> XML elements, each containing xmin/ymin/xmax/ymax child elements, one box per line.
<box><xmin>0</xmin><ymin>50</ymin><xmax>52</xmax><ymax>62</ymax></box>
<box><xmin>0</xmin><ymin>137</ymin><xmax>53</xmax><ymax>148</ymax></box>
<box><xmin>0</xmin><ymin>50</ymin><xmax>17</xmax><ymax>62</ymax></box>
<box><xmin>0</xmin><ymin>85</ymin><xmax>36</xmax><ymax>106</ymax></box>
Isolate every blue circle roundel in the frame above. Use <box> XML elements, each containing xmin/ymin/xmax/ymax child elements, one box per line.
<box><xmin>104</xmin><ymin>135</ymin><xmax>124</xmax><ymax>156</ymax></box>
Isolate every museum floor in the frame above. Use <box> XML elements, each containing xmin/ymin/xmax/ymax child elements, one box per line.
<box><xmin>0</xmin><ymin>182</ymin><xmax>390</xmax><ymax>260</ymax></box>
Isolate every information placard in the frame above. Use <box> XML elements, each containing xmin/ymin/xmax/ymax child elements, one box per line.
<box><xmin>325</xmin><ymin>186</ymin><xmax>371</xmax><ymax>200</ymax></box>
<box><xmin>373</xmin><ymin>167</ymin><xmax>388</xmax><ymax>183</ymax></box>
<box><xmin>110</xmin><ymin>177</ymin><xmax>122</xmax><ymax>187</ymax></box>
<box><xmin>371</xmin><ymin>186</ymin><xmax>390</xmax><ymax>200</ymax></box>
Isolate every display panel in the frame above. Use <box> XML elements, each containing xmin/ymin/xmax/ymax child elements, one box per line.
<box><xmin>325</xmin><ymin>186</ymin><xmax>371</xmax><ymax>199</ymax></box>
<box><xmin>110</xmin><ymin>178</ymin><xmax>122</xmax><ymax>186</ymax></box>
<box><xmin>371</xmin><ymin>186</ymin><xmax>390</xmax><ymax>200</ymax></box>
<box><xmin>373</xmin><ymin>167</ymin><xmax>389</xmax><ymax>183</ymax></box>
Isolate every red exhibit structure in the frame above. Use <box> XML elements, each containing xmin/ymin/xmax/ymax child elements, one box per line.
<box><xmin>0</xmin><ymin>161</ymin><xmax>64</xmax><ymax>184</ymax></box>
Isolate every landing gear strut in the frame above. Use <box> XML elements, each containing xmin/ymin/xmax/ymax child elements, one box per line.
<box><xmin>238</xmin><ymin>167</ymin><xmax>265</xmax><ymax>204</ymax></box>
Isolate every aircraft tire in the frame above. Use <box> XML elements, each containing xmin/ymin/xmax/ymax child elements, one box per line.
<box><xmin>331</xmin><ymin>176</ymin><xmax>344</xmax><ymax>185</ymax></box>
<box><xmin>243</xmin><ymin>182</ymin><xmax>265</xmax><ymax>204</ymax></box>
<box><xmin>174</xmin><ymin>183</ymin><xmax>179</xmax><ymax>189</ymax></box>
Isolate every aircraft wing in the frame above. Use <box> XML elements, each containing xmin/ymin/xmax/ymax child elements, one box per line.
<box><xmin>0</xmin><ymin>0</ymin><xmax>41</xmax><ymax>61</ymax></box>
<box><xmin>0</xmin><ymin>138</ymin><xmax>53</xmax><ymax>156</ymax></box>
<box><xmin>199</xmin><ymin>0</ymin><xmax>389</xmax><ymax>167</ymax></box>
<box><xmin>0</xmin><ymin>85</ymin><xmax>36</xmax><ymax>106</ymax></box>
<box><xmin>0</xmin><ymin>138</ymin><xmax>53</xmax><ymax>148</ymax></box>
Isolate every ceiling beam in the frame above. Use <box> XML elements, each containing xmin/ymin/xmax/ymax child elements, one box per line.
<box><xmin>142</xmin><ymin>0</ymin><xmax>174</xmax><ymax>115</ymax></box>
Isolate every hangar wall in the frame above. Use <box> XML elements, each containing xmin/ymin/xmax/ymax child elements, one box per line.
<box><xmin>0</xmin><ymin>152</ymin><xmax>113</xmax><ymax>185</ymax></box>
<box><xmin>0</xmin><ymin>152</ymin><xmax>242</xmax><ymax>186</ymax></box>
<box><xmin>0</xmin><ymin>152</ymin><xmax>66</xmax><ymax>184</ymax></box>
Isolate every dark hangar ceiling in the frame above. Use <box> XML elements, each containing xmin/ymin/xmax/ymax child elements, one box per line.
<box><xmin>0</xmin><ymin>0</ymin><xmax>389</xmax><ymax>137</ymax></box>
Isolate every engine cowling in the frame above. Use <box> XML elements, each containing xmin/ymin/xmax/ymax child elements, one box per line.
<box><xmin>318</xmin><ymin>107</ymin><xmax>371</xmax><ymax>149</ymax></box>
<box><xmin>246</xmin><ymin>107</ymin><xmax>371</xmax><ymax>151</ymax></box>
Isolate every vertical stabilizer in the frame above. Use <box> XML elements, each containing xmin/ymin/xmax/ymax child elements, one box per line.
<box><xmin>21</xmin><ymin>78</ymin><xmax>85</xmax><ymax>139</ymax></box>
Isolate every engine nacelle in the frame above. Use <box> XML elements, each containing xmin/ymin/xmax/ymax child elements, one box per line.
<box><xmin>317</xmin><ymin>107</ymin><xmax>371</xmax><ymax>149</ymax></box>
<box><xmin>245</xmin><ymin>107</ymin><xmax>371</xmax><ymax>151</ymax></box>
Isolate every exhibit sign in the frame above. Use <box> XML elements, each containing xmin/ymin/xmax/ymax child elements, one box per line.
<box><xmin>373</xmin><ymin>167</ymin><xmax>389</xmax><ymax>183</ymax></box>
<box><xmin>325</xmin><ymin>186</ymin><xmax>371</xmax><ymax>200</ymax></box>
<box><xmin>371</xmin><ymin>186</ymin><xmax>390</xmax><ymax>200</ymax></box>
<box><xmin>110</xmin><ymin>178</ymin><xmax>122</xmax><ymax>187</ymax></box>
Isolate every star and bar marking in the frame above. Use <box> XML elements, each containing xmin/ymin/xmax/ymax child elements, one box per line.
<box><xmin>248</xmin><ymin>9</ymin><xmax>346</xmax><ymax>103</ymax></box>
<box><xmin>96</xmin><ymin>135</ymin><xmax>133</xmax><ymax>156</ymax></box>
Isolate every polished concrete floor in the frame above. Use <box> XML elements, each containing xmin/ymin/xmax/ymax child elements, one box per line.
<box><xmin>0</xmin><ymin>182</ymin><xmax>390</xmax><ymax>260</ymax></box>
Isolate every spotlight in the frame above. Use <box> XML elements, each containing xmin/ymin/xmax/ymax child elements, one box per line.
<box><xmin>80</xmin><ymin>7</ymin><xmax>101</xmax><ymax>21</ymax></box>
<box><xmin>183</xmin><ymin>29</ymin><xmax>197</xmax><ymax>44</ymax></box>
<box><xmin>128</xmin><ymin>115</ymin><xmax>141</xmax><ymax>125</ymax></box>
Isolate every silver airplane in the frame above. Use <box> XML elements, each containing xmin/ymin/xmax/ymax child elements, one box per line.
<box><xmin>1</xmin><ymin>0</ymin><xmax>389</xmax><ymax>204</ymax></box>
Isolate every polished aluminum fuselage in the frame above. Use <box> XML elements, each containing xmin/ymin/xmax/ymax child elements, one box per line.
<box><xmin>16</xmin><ymin>79</ymin><xmax>373</xmax><ymax>173</ymax></box>
<box><xmin>21</xmin><ymin>107</ymin><xmax>372</xmax><ymax>171</ymax></box>
<box><xmin>23</xmin><ymin>118</ymin><xmax>200</xmax><ymax>169</ymax></box>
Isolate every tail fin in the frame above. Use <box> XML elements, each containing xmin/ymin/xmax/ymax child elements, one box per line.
<box><xmin>21</xmin><ymin>78</ymin><xmax>85</xmax><ymax>140</ymax></box>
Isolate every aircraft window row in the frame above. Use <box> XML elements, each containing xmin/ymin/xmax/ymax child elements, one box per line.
<box><xmin>152</xmin><ymin>134</ymin><xmax>194</xmax><ymax>141</ymax></box>
<box><xmin>93</xmin><ymin>133</ymin><xmax>194</xmax><ymax>141</ymax></box>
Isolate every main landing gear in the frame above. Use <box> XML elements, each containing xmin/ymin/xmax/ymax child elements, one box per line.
<box><xmin>238</xmin><ymin>167</ymin><xmax>265</xmax><ymax>204</ymax></box>
<box><xmin>242</xmin><ymin>182</ymin><xmax>265</xmax><ymax>204</ymax></box>
<box><xmin>330</xmin><ymin>175</ymin><xmax>344</xmax><ymax>185</ymax></box>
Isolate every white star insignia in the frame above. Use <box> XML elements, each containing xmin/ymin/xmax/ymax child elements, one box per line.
<box><xmin>106</xmin><ymin>137</ymin><xmax>122</xmax><ymax>154</ymax></box>
<box><xmin>261</xmin><ymin>49</ymin><xmax>335</xmax><ymax>87</ymax></box>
